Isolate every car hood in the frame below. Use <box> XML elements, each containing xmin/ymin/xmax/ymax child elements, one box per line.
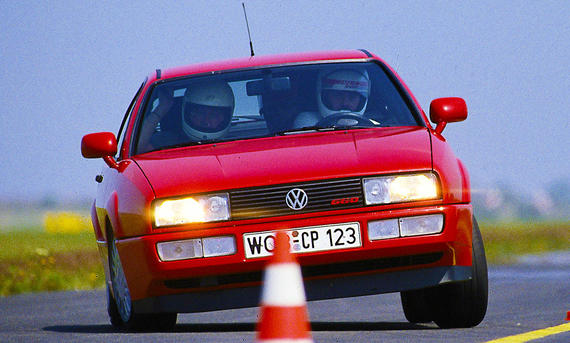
<box><xmin>134</xmin><ymin>127</ymin><xmax>432</xmax><ymax>199</ymax></box>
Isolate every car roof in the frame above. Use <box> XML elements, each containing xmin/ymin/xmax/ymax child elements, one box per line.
<box><xmin>149</xmin><ymin>50</ymin><xmax>376</xmax><ymax>82</ymax></box>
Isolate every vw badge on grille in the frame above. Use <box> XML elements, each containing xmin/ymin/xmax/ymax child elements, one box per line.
<box><xmin>285</xmin><ymin>188</ymin><xmax>308</xmax><ymax>210</ymax></box>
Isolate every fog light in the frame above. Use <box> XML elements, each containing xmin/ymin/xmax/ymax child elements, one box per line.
<box><xmin>399</xmin><ymin>214</ymin><xmax>443</xmax><ymax>237</ymax></box>
<box><xmin>157</xmin><ymin>239</ymin><xmax>203</xmax><ymax>261</ymax></box>
<box><xmin>203</xmin><ymin>236</ymin><xmax>236</xmax><ymax>257</ymax></box>
<box><xmin>368</xmin><ymin>219</ymin><xmax>400</xmax><ymax>240</ymax></box>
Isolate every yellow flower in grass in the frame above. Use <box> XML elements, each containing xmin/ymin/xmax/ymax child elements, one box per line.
<box><xmin>44</xmin><ymin>211</ymin><xmax>91</xmax><ymax>234</ymax></box>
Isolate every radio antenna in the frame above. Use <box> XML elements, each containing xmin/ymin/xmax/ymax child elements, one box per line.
<box><xmin>242</xmin><ymin>2</ymin><xmax>255</xmax><ymax>57</ymax></box>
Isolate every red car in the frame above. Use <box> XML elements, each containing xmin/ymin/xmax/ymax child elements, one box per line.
<box><xmin>81</xmin><ymin>50</ymin><xmax>487</xmax><ymax>330</ymax></box>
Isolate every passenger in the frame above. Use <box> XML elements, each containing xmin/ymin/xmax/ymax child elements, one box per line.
<box><xmin>293</xmin><ymin>68</ymin><xmax>370</xmax><ymax>128</ymax></box>
<box><xmin>182</xmin><ymin>81</ymin><xmax>235</xmax><ymax>141</ymax></box>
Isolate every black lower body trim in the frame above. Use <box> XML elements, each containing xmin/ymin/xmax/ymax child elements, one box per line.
<box><xmin>135</xmin><ymin>265</ymin><xmax>471</xmax><ymax>314</ymax></box>
<box><xmin>164</xmin><ymin>252</ymin><xmax>443</xmax><ymax>290</ymax></box>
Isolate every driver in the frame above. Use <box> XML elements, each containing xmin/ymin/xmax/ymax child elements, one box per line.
<box><xmin>182</xmin><ymin>80</ymin><xmax>235</xmax><ymax>141</ymax></box>
<box><xmin>293</xmin><ymin>68</ymin><xmax>370</xmax><ymax>128</ymax></box>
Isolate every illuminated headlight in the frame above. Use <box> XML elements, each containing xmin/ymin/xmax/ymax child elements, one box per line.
<box><xmin>157</xmin><ymin>236</ymin><xmax>236</xmax><ymax>261</ymax></box>
<box><xmin>154</xmin><ymin>193</ymin><xmax>230</xmax><ymax>227</ymax></box>
<box><xmin>363</xmin><ymin>173</ymin><xmax>439</xmax><ymax>205</ymax></box>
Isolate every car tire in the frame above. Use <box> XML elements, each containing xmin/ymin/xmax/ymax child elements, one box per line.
<box><xmin>107</xmin><ymin>228</ymin><xmax>177</xmax><ymax>331</ymax></box>
<box><xmin>426</xmin><ymin>217</ymin><xmax>488</xmax><ymax>328</ymax></box>
<box><xmin>107</xmin><ymin>285</ymin><xmax>123</xmax><ymax>328</ymax></box>
<box><xmin>400</xmin><ymin>288</ymin><xmax>432</xmax><ymax>323</ymax></box>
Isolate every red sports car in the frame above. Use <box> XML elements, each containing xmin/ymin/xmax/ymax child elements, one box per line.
<box><xmin>81</xmin><ymin>49</ymin><xmax>487</xmax><ymax>330</ymax></box>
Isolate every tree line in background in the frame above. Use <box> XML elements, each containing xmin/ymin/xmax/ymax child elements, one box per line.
<box><xmin>473</xmin><ymin>179</ymin><xmax>569</xmax><ymax>221</ymax></box>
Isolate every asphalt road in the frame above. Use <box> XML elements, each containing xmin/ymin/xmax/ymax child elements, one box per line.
<box><xmin>1</xmin><ymin>264</ymin><xmax>569</xmax><ymax>343</ymax></box>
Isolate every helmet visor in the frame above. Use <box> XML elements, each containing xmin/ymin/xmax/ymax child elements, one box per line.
<box><xmin>184</xmin><ymin>102</ymin><xmax>233</xmax><ymax>133</ymax></box>
<box><xmin>321</xmin><ymin>89</ymin><xmax>366</xmax><ymax>112</ymax></box>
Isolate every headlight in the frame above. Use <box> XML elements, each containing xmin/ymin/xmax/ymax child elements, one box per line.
<box><xmin>154</xmin><ymin>193</ymin><xmax>230</xmax><ymax>227</ymax></box>
<box><xmin>363</xmin><ymin>173</ymin><xmax>439</xmax><ymax>205</ymax></box>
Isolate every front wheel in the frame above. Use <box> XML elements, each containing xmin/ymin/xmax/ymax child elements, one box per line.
<box><xmin>426</xmin><ymin>217</ymin><xmax>488</xmax><ymax>328</ymax></box>
<box><xmin>400</xmin><ymin>288</ymin><xmax>432</xmax><ymax>323</ymax></box>
<box><xmin>107</xmin><ymin>229</ymin><xmax>177</xmax><ymax>331</ymax></box>
<box><xmin>400</xmin><ymin>217</ymin><xmax>488</xmax><ymax>328</ymax></box>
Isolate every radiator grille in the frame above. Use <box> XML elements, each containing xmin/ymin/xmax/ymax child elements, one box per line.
<box><xmin>230</xmin><ymin>178</ymin><xmax>363</xmax><ymax>220</ymax></box>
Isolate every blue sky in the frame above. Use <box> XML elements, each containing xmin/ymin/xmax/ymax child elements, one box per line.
<box><xmin>0</xmin><ymin>1</ymin><xmax>568</xmax><ymax>202</ymax></box>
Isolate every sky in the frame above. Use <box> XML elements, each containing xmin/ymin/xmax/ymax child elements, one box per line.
<box><xmin>0</xmin><ymin>0</ymin><xmax>568</xmax><ymax>203</ymax></box>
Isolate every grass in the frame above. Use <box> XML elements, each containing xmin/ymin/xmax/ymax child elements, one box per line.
<box><xmin>479</xmin><ymin>220</ymin><xmax>570</xmax><ymax>264</ymax></box>
<box><xmin>0</xmin><ymin>224</ymin><xmax>105</xmax><ymax>297</ymax></box>
<box><xmin>0</xmin><ymin>217</ymin><xmax>568</xmax><ymax>296</ymax></box>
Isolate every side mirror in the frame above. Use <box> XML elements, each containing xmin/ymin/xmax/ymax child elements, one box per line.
<box><xmin>81</xmin><ymin>132</ymin><xmax>119</xmax><ymax>169</ymax></box>
<box><xmin>429</xmin><ymin>97</ymin><xmax>468</xmax><ymax>134</ymax></box>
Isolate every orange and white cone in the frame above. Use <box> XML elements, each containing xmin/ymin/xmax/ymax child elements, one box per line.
<box><xmin>256</xmin><ymin>230</ymin><xmax>314</xmax><ymax>343</ymax></box>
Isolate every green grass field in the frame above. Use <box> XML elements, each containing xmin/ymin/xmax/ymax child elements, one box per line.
<box><xmin>0</xmin><ymin>218</ymin><xmax>568</xmax><ymax>297</ymax></box>
<box><xmin>0</xmin><ymin>229</ymin><xmax>104</xmax><ymax>296</ymax></box>
<box><xmin>479</xmin><ymin>220</ymin><xmax>570</xmax><ymax>264</ymax></box>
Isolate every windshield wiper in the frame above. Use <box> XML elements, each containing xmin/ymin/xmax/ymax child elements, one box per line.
<box><xmin>274</xmin><ymin>125</ymin><xmax>374</xmax><ymax>136</ymax></box>
<box><xmin>274</xmin><ymin>126</ymin><xmax>334</xmax><ymax>135</ymax></box>
<box><xmin>329</xmin><ymin>125</ymin><xmax>374</xmax><ymax>130</ymax></box>
<box><xmin>155</xmin><ymin>139</ymin><xmax>220</xmax><ymax>150</ymax></box>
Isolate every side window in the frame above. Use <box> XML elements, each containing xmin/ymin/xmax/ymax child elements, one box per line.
<box><xmin>116</xmin><ymin>81</ymin><xmax>146</xmax><ymax>159</ymax></box>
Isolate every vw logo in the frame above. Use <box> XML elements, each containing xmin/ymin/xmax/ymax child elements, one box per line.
<box><xmin>285</xmin><ymin>188</ymin><xmax>308</xmax><ymax>210</ymax></box>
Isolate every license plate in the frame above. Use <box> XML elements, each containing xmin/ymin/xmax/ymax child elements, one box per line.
<box><xmin>243</xmin><ymin>222</ymin><xmax>361</xmax><ymax>259</ymax></box>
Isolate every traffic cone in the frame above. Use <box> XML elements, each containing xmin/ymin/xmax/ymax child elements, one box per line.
<box><xmin>256</xmin><ymin>230</ymin><xmax>314</xmax><ymax>343</ymax></box>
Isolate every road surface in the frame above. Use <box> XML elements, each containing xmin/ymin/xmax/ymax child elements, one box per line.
<box><xmin>1</xmin><ymin>264</ymin><xmax>568</xmax><ymax>342</ymax></box>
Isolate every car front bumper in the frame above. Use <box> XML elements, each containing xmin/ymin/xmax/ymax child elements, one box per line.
<box><xmin>101</xmin><ymin>203</ymin><xmax>474</xmax><ymax>313</ymax></box>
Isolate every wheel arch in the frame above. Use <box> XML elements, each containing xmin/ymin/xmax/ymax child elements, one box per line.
<box><xmin>456</xmin><ymin>158</ymin><xmax>471</xmax><ymax>203</ymax></box>
<box><xmin>104</xmin><ymin>191</ymin><xmax>124</xmax><ymax>239</ymax></box>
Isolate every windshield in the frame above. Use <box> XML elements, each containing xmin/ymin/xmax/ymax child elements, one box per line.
<box><xmin>135</xmin><ymin>62</ymin><xmax>421</xmax><ymax>154</ymax></box>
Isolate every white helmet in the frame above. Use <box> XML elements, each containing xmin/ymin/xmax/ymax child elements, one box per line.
<box><xmin>182</xmin><ymin>81</ymin><xmax>234</xmax><ymax>141</ymax></box>
<box><xmin>317</xmin><ymin>69</ymin><xmax>370</xmax><ymax>117</ymax></box>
